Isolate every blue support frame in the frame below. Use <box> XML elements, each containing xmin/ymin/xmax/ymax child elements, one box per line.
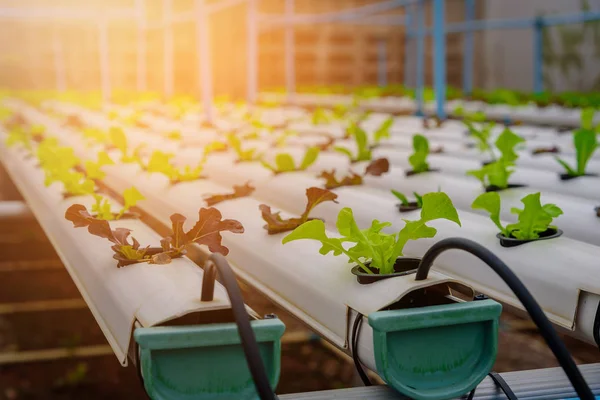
<box><xmin>403</xmin><ymin>6</ymin><xmax>412</xmax><ymax>87</ymax></box>
<box><xmin>533</xmin><ymin>17</ymin><xmax>544</xmax><ymax>94</ymax></box>
<box><xmin>433</xmin><ymin>0</ymin><xmax>446</xmax><ymax>119</ymax></box>
<box><xmin>463</xmin><ymin>0</ymin><xmax>474</xmax><ymax>96</ymax></box>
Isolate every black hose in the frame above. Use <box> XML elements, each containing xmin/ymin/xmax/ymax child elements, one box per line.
<box><xmin>206</xmin><ymin>253</ymin><xmax>278</xmax><ymax>400</ymax></box>
<box><xmin>415</xmin><ymin>237</ymin><xmax>594</xmax><ymax>400</ymax></box>
<box><xmin>351</xmin><ymin>314</ymin><xmax>372</xmax><ymax>386</ymax></box>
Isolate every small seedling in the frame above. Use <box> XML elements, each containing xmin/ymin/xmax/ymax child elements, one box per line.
<box><xmin>227</xmin><ymin>133</ymin><xmax>263</xmax><ymax>162</ymax></box>
<box><xmin>145</xmin><ymin>150</ymin><xmax>205</xmax><ymax>183</ymax></box>
<box><xmin>373</xmin><ymin>117</ymin><xmax>394</xmax><ymax>144</ymax></box>
<box><xmin>335</xmin><ymin>124</ymin><xmax>372</xmax><ymax>163</ymax></box>
<box><xmin>555</xmin><ymin>126</ymin><xmax>598</xmax><ymax>177</ymax></box>
<box><xmin>83</xmin><ymin>151</ymin><xmax>114</xmax><ymax>180</ymax></box>
<box><xmin>260</xmin><ymin>187</ymin><xmax>338</xmax><ymax>234</ymax></box>
<box><xmin>109</xmin><ymin>127</ymin><xmax>144</xmax><ymax>164</ymax></box>
<box><xmin>282</xmin><ymin>192</ymin><xmax>461</xmax><ymax>275</ymax></box>
<box><xmin>319</xmin><ymin>158</ymin><xmax>389</xmax><ymax>189</ymax></box>
<box><xmin>408</xmin><ymin>134</ymin><xmax>431</xmax><ymax>173</ymax></box>
<box><xmin>91</xmin><ymin>187</ymin><xmax>145</xmax><ymax>220</ymax></box>
<box><xmin>65</xmin><ymin>206</ymin><xmax>243</xmax><ymax>267</ymax></box>
<box><xmin>391</xmin><ymin>190</ymin><xmax>423</xmax><ymax>208</ymax></box>
<box><xmin>261</xmin><ymin>147</ymin><xmax>320</xmax><ymax>174</ymax></box>
<box><xmin>204</xmin><ymin>182</ymin><xmax>255</xmax><ymax>206</ymax></box>
<box><xmin>472</xmin><ymin>192</ymin><xmax>563</xmax><ymax>240</ymax></box>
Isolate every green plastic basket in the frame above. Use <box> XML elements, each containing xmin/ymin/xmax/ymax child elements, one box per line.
<box><xmin>135</xmin><ymin>319</ymin><xmax>285</xmax><ymax>400</ymax></box>
<box><xmin>369</xmin><ymin>299</ymin><xmax>502</xmax><ymax>400</ymax></box>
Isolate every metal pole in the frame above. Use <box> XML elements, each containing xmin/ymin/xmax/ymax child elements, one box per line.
<box><xmin>377</xmin><ymin>39</ymin><xmax>388</xmax><ymax>87</ymax></box>
<box><xmin>404</xmin><ymin>6</ymin><xmax>412</xmax><ymax>87</ymax></box>
<box><xmin>284</xmin><ymin>0</ymin><xmax>295</xmax><ymax>98</ymax></box>
<box><xmin>533</xmin><ymin>17</ymin><xmax>544</xmax><ymax>94</ymax></box>
<box><xmin>247</xmin><ymin>0</ymin><xmax>258</xmax><ymax>103</ymax></box>
<box><xmin>163</xmin><ymin>0</ymin><xmax>174</xmax><ymax>98</ymax></box>
<box><xmin>463</xmin><ymin>0</ymin><xmax>474</xmax><ymax>96</ymax></box>
<box><xmin>195</xmin><ymin>0</ymin><xmax>214</xmax><ymax>123</ymax></box>
<box><xmin>433</xmin><ymin>0</ymin><xmax>446</xmax><ymax>119</ymax></box>
<box><xmin>415</xmin><ymin>0</ymin><xmax>424</xmax><ymax>116</ymax></box>
<box><xmin>136</xmin><ymin>0</ymin><xmax>147</xmax><ymax>92</ymax></box>
<box><xmin>98</xmin><ymin>19</ymin><xmax>111</xmax><ymax>104</ymax></box>
<box><xmin>52</xmin><ymin>29</ymin><xmax>66</xmax><ymax>92</ymax></box>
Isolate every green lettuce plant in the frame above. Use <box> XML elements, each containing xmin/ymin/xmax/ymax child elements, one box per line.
<box><xmin>282</xmin><ymin>192</ymin><xmax>461</xmax><ymax>275</ymax></box>
<box><xmin>227</xmin><ymin>133</ymin><xmax>263</xmax><ymax>162</ymax></box>
<box><xmin>472</xmin><ymin>192</ymin><xmax>562</xmax><ymax>240</ymax></box>
<box><xmin>373</xmin><ymin>117</ymin><xmax>394</xmax><ymax>144</ymax></box>
<box><xmin>91</xmin><ymin>187</ymin><xmax>145</xmax><ymax>220</ymax></box>
<box><xmin>261</xmin><ymin>147</ymin><xmax>320</xmax><ymax>174</ymax></box>
<box><xmin>408</xmin><ymin>134</ymin><xmax>431</xmax><ymax>173</ymax></box>
<box><xmin>555</xmin><ymin>113</ymin><xmax>598</xmax><ymax>177</ymax></box>
<box><xmin>335</xmin><ymin>124</ymin><xmax>371</xmax><ymax>163</ymax></box>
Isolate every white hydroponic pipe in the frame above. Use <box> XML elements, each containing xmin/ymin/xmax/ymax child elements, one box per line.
<box><xmin>0</xmin><ymin>140</ymin><xmax>235</xmax><ymax>366</ymax></box>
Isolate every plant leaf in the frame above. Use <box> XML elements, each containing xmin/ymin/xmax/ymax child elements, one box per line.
<box><xmin>185</xmin><ymin>208</ymin><xmax>244</xmax><ymax>255</ymax></box>
<box><xmin>275</xmin><ymin>153</ymin><xmax>297</xmax><ymax>172</ymax></box>
<box><xmin>364</xmin><ymin>158</ymin><xmax>390</xmax><ymax>176</ymax></box>
<box><xmin>334</xmin><ymin>146</ymin><xmax>354</xmax><ymax>160</ymax></box>
<box><xmin>495</xmin><ymin>128</ymin><xmax>525</xmax><ymax>163</ymax></box>
<box><xmin>301</xmin><ymin>187</ymin><xmax>338</xmax><ymax>220</ymax></box>
<box><xmin>408</xmin><ymin>134</ymin><xmax>430</xmax><ymax>173</ymax></box>
<box><xmin>203</xmin><ymin>182</ymin><xmax>256</xmax><ymax>206</ymax></box>
<box><xmin>373</xmin><ymin>117</ymin><xmax>394</xmax><ymax>143</ymax></box>
<box><xmin>471</xmin><ymin>192</ymin><xmax>506</xmax><ymax>235</ymax></box>
<box><xmin>573</xmin><ymin>128</ymin><xmax>598</xmax><ymax>175</ymax></box>
<box><xmin>391</xmin><ymin>190</ymin><xmax>409</xmax><ymax>206</ymax></box>
<box><xmin>506</xmin><ymin>192</ymin><xmax>563</xmax><ymax>240</ymax></box>
<box><xmin>299</xmin><ymin>147</ymin><xmax>320</xmax><ymax>170</ymax></box>
<box><xmin>555</xmin><ymin>157</ymin><xmax>577</xmax><ymax>176</ymax></box>
<box><xmin>581</xmin><ymin>108</ymin><xmax>595</xmax><ymax>130</ymax></box>
<box><xmin>318</xmin><ymin>169</ymin><xmax>363</xmax><ymax>189</ymax></box>
<box><xmin>260</xmin><ymin>204</ymin><xmax>304</xmax><ymax>234</ymax></box>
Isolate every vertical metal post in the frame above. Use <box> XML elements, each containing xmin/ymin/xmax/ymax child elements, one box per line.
<box><xmin>247</xmin><ymin>0</ymin><xmax>258</xmax><ymax>104</ymax></box>
<box><xmin>463</xmin><ymin>0</ymin><xmax>474</xmax><ymax>96</ymax></box>
<box><xmin>377</xmin><ymin>39</ymin><xmax>387</xmax><ymax>87</ymax></box>
<box><xmin>415</xmin><ymin>0</ymin><xmax>425</xmax><ymax>116</ymax></box>
<box><xmin>433</xmin><ymin>0</ymin><xmax>446</xmax><ymax>119</ymax></box>
<box><xmin>196</xmin><ymin>0</ymin><xmax>214</xmax><ymax>123</ymax></box>
<box><xmin>98</xmin><ymin>19</ymin><xmax>111</xmax><ymax>104</ymax></box>
<box><xmin>404</xmin><ymin>7</ymin><xmax>412</xmax><ymax>88</ymax></box>
<box><xmin>136</xmin><ymin>0</ymin><xmax>147</xmax><ymax>92</ymax></box>
<box><xmin>163</xmin><ymin>0</ymin><xmax>174</xmax><ymax>98</ymax></box>
<box><xmin>52</xmin><ymin>29</ymin><xmax>66</xmax><ymax>92</ymax></box>
<box><xmin>533</xmin><ymin>17</ymin><xmax>544</xmax><ymax>94</ymax></box>
<box><xmin>285</xmin><ymin>0</ymin><xmax>295</xmax><ymax>98</ymax></box>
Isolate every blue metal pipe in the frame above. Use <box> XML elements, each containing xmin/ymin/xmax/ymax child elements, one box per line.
<box><xmin>404</xmin><ymin>7</ymin><xmax>412</xmax><ymax>87</ymax></box>
<box><xmin>433</xmin><ymin>0</ymin><xmax>446</xmax><ymax>119</ymax></box>
<box><xmin>533</xmin><ymin>17</ymin><xmax>544</xmax><ymax>94</ymax></box>
<box><xmin>415</xmin><ymin>0</ymin><xmax>424</xmax><ymax>116</ymax></box>
<box><xmin>285</xmin><ymin>0</ymin><xmax>295</xmax><ymax>98</ymax></box>
<box><xmin>378</xmin><ymin>39</ymin><xmax>388</xmax><ymax>87</ymax></box>
<box><xmin>542</xmin><ymin>10</ymin><xmax>600</xmax><ymax>27</ymax></box>
<box><xmin>463</xmin><ymin>0</ymin><xmax>474</xmax><ymax>96</ymax></box>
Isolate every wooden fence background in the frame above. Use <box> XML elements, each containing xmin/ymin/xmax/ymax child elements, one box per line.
<box><xmin>0</xmin><ymin>0</ymin><xmax>484</xmax><ymax>99</ymax></box>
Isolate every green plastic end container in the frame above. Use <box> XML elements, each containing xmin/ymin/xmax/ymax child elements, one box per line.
<box><xmin>134</xmin><ymin>319</ymin><xmax>285</xmax><ymax>400</ymax></box>
<box><xmin>368</xmin><ymin>299</ymin><xmax>502</xmax><ymax>400</ymax></box>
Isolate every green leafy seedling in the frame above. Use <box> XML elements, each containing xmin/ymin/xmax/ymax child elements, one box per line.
<box><xmin>555</xmin><ymin>127</ymin><xmax>598</xmax><ymax>177</ymax></box>
<box><xmin>467</xmin><ymin>158</ymin><xmax>515</xmax><ymax>190</ymax></box>
<box><xmin>408</xmin><ymin>134</ymin><xmax>430</xmax><ymax>173</ymax></box>
<box><xmin>312</xmin><ymin>107</ymin><xmax>331</xmax><ymax>125</ymax></box>
<box><xmin>91</xmin><ymin>187</ymin><xmax>145</xmax><ymax>220</ymax></box>
<box><xmin>282</xmin><ymin>192</ymin><xmax>461</xmax><ymax>275</ymax></box>
<box><xmin>495</xmin><ymin>127</ymin><xmax>525</xmax><ymax>163</ymax></box>
<box><xmin>334</xmin><ymin>124</ymin><xmax>372</xmax><ymax>163</ymax></box>
<box><xmin>465</xmin><ymin>121</ymin><xmax>496</xmax><ymax>160</ymax></box>
<box><xmin>391</xmin><ymin>190</ymin><xmax>423</xmax><ymax>208</ymax></box>
<box><xmin>227</xmin><ymin>133</ymin><xmax>263</xmax><ymax>162</ymax></box>
<box><xmin>472</xmin><ymin>192</ymin><xmax>563</xmax><ymax>240</ymax></box>
<box><xmin>261</xmin><ymin>147</ymin><xmax>320</xmax><ymax>174</ymax></box>
<box><xmin>373</xmin><ymin>117</ymin><xmax>394</xmax><ymax>144</ymax></box>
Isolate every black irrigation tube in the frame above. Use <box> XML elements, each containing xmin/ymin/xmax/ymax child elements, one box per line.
<box><xmin>415</xmin><ymin>237</ymin><xmax>595</xmax><ymax>400</ymax></box>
